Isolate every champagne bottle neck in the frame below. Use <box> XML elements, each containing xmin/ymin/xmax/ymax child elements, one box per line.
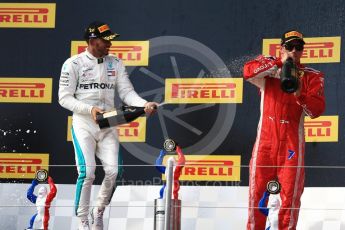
<box><xmin>123</xmin><ymin>105</ymin><xmax>144</xmax><ymax>108</ymax></box>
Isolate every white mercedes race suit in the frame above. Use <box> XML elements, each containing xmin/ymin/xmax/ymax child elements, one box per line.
<box><xmin>58</xmin><ymin>49</ymin><xmax>147</xmax><ymax>218</ymax></box>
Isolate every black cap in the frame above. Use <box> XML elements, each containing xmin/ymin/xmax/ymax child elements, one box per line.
<box><xmin>84</xmin><ymin>21</ymin><xmax>119</xmax><ymax>41</ymax></box>
<box><xmin>281</xmin><ymin>30</ymin><xmax>305</xmax><ymax>45</ymax></box>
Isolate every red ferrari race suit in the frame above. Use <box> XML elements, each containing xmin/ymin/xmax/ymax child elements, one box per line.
<box><xmin>243</xmin><ymin>55</ymin><xmax>325</xmax><ymax>230</ymax></box>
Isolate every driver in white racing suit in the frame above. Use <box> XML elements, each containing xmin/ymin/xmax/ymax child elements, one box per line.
<box><xmin>58</xmin><ymin>21</ymin><xmax>157</xmax><ymax>230</ymax></box>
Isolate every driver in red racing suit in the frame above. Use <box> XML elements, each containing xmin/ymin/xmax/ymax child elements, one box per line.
<box><xmin>243</xmin><ymin>30</ymin><xmax>325</xmax><ymax>230</ymax></box>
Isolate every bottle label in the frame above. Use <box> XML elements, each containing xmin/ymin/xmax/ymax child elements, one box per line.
<box><xmin>103</xmin><ymin>110</ymin><xmax>118</xmax><ymax>118</ymax></box>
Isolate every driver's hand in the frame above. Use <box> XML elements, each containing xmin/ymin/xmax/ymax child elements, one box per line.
<box><xmin>144</xmin><ymin>102</ymin><xmax>159</xmax><ymax>115</ymax></box>
<box><xmin>91</xmin><ymin>107</ymin><xmax>104</xmax><ymax>123</ymax></box>
<box><xmin>281</xmin><ymin>51</ymin><xmax>289</xmax><ymax>63</ymax></box>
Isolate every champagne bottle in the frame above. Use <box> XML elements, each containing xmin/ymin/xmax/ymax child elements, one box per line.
<box><xmin>280</xmin><ymin>57</ymin><xmax>299</xmax><ymax>93</ymax></box>
<box><xmin>96</xmin><ymin>105</ymin><xmax>156</xmax><ymax>129</ymax></box>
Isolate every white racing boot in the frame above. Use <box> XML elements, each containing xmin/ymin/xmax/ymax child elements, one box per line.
<box><xmin>91</xmin><ymin>207</ymin><xmax>104</xmax><ymax>230</ymax></box>
<box><xmin>78</xmin><ymin>218</ymin><xmax>90</xmax><ymax>230</ymax></box>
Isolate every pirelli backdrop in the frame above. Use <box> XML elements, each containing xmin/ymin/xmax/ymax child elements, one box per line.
<box><xmin>0</xmin><ymin>0</ymin><xmax>344</xmax><ymax>187</ymax></box>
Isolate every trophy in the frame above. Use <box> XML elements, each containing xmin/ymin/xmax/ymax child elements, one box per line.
<box><xmin>26</xmin><ymin>169</ymin><xmax>57</xmax><ymax>230</ymax></box>
<box><xmin>258</xmin><ymin>180</ymin><xmax>281</xmax><ymax>229</ymax></box>
<box><xmin>154</xmin><ymin>139</ymin><xmax>184</xmax><ymax>230</ymax></box>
